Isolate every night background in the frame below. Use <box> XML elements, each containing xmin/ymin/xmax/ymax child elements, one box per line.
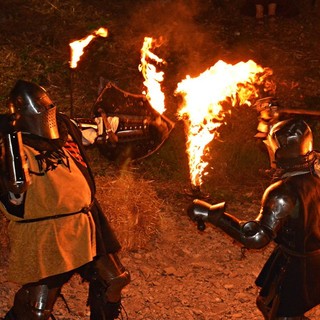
<box><xmin>0</xmin><ymin>0</ymin><xmax>320</xmax><ymax>319</ymax></box>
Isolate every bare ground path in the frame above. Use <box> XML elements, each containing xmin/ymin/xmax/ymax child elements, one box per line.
<box><xmin>1</xmin><ymin>182</ymin><xmax>320</xmax><ymax>320</ymax></box>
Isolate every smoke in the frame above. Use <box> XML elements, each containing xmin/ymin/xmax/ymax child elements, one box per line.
<box><xmin>127</xmin><ymin>0</ymin><xmax>218</xmax><ymax>77</ymax></box>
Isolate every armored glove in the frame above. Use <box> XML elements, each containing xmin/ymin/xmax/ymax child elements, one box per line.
<box><xmin>188</xmin><ymin>199</ymin><xmax>226</xmax><ymax>231</ymax></box>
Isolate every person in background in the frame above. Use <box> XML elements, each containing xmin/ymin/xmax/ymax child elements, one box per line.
<box><xmin>252</xmin><ymin>0</ymin><xmax>278</xmax><ymax>24</ymax></box>
<box><xmin>188</xmin><ymin>118</ymin><xmax>320</xmax><ymax>319</ymax></box>
<box><xmin>0</xmin><ymin>80</ymin><xmax>130</xmax><ymax>320</ymax></box>
<box><xmin>241</xmin><ymin>0</ymin><xmax>299</xmax><ymax>25</ymax></box>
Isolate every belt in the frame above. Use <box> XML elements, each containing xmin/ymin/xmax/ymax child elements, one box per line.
<box><xmin>16</xmin><ymin>202</ymin><xmax>94</xmax><ymax>224</ymax></box>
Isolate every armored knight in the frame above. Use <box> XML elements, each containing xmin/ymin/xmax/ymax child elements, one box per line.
<box><xmin>0</xmin><ymin>80</ymin><xmax>130</xmax><ymax>319</ymax></box>
<box><xmin>188</xmin><ymin>118</ymin><xmax>320</xmax><ymax>320</ymax></box>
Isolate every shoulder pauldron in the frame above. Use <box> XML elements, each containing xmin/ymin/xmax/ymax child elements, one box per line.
<box><xmin>259</xmin><ymin>180</ymin><xmax>298</xmax><ymax>234</ymax></box>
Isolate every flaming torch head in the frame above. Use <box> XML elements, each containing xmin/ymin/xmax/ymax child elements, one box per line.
<box><xmin>139</xmin><ymin>37</ymin><xmax>166</xmax><ymax>115</ymax></box>
<box><xmin>69</xmin><ymin>27</ymin><xmax>108</xmax><ymax>69</ymax></box>
<box><xmin>176</xmin><ymin>60</ymin><xmax>272</xmax><ymax>189</ymax></box>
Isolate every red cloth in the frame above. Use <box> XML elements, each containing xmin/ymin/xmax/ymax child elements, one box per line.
<box><xmin>64</xmin><ymin>139</ymin><xmax>87</xmax><ymax>167</ymax></box>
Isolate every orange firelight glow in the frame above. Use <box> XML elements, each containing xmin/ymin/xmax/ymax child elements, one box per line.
<box><xmin>176</xmin><ymin>59</ymin><xmax>272</xmax><ymax>187</ymax></box>
<box><xmin>69</xmin><ymin>27</ymin><xmax>108</xmax><ymax>69</ymax></box>
<box><xmin>139</xmin><ymin>37</ymin><xmax>166</xmax><ymax>114</ymax></box>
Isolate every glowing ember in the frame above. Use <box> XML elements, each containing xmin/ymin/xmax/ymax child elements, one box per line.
<box><xmin>176</xmin><ymin>59</ymin><xmax>272</xmax><ymax>187</ymax></box>
<box><xmin>69</xmin><ymin>27</ymin><xmax>108</xmax><ymax>69</ymax></box>
<box><xmin>139</xmin><ymin>37</ymin><xmax>166</xmax><ymax>114</ymax></box>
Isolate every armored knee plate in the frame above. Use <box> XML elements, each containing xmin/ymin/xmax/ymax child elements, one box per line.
<box><xmin>10</xmin><ymin>284</ymin><xmax>61</xmax><ymax>320</ymax></box>
<box><xmin>85</xmin><ymin>253</ymin><xmax>130</xmax><ymax>320</ymax></box>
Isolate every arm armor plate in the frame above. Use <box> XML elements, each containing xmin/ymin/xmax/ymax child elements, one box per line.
<box><xmin>257</xmin><ymin>180</ymin><xmax>298</xmax><ymax>238</ymax></box>
<box><xmin>214</xmin><ymin>180</ymin><xmax>297</xmax><ymax>249</ymax></box>
<box><xmin>214</xmin><ymin>213</ymin><xmax>272</xmax><ymax>249</ymax></box>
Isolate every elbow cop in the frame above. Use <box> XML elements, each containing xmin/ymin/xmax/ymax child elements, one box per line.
<box><xmin>241</xmin><ymin>221</ymin><xmax>272</xmax><ymax>249</ymax></box>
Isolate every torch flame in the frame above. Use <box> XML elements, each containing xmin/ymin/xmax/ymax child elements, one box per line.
<box><xmin>176</xmin><ymin>59</ymin><xmax>272</xmax><ymax>187</ymax></box>
<box><xmin>69</xmin><ymin>27</ymin><xmax>108</xmax><ymax>69</ymax></box>
<box><xmin>139</xmin><ymin>37</ymin><xmax>166</xmax><ymax>114</ymax></box>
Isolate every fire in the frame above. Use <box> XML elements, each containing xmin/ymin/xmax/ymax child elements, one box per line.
<box><xmin>69</xmin><ymin>27</ymin><xmax>108</xmax><ymax>69</ymax></box>
<box><xmin>176</xmin><ymin>59</ymin><xmax>272</xmax><ymax>187</ymax></box>
<box><xmin>139</xmin><ymin>37</ymin><xmax>166</xmax><ymax>114</ymax></box>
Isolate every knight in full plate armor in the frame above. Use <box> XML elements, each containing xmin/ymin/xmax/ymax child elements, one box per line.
<box><xmin>0</xmin><ymin>80</ymin><xmax>130</xmax><ymax>319</ymax></box>
<box><xmin>188</xmin><ymin>118</ymin><xmax>320</xmax><ymax>320</ymax></box>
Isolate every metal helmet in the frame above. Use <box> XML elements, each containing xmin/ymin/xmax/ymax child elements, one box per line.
<box><xmin>265</xmin><ymin>118</ymin><xmax>314</xmax><ymax>170</ymax></box>
<box><xmin>7</xmin><ymin>80</ymin><xmax>59</xmax><ymax>139</ymax></box>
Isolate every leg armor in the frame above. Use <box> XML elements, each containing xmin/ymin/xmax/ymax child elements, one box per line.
<box><xmin>4</xmin><ymin>272</ymin><xmax>72</xmax><ymax>320</ymax></box>
<box><xmin>4</xmin><ymin>284</ymin><xmax>61</xmax><ymax>320</ymax></box>
<box><xmin>81</xmin><ymin>253</ymin><xmax>130</xmax><ymax>320</ymax></box>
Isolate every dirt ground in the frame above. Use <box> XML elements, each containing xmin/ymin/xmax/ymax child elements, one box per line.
<box><xmin>1</xmin><ymin>0</ymin><xmax>320</xmax><ymax>319</ymax></box>
<box><xmin>1</xmin><ymin>182</ymin><xmax>320</xmax><ymax>320</ymax></box>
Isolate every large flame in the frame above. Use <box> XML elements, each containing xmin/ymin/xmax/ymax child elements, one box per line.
<box><xmin>69</xmin><ymin>27</ymin><xmax>108</xmax><ymax>69</ymax></box>
<box><xmin>176</xmin><ymin>59</ymin><xmax>272</xmax><ymax>187</ymax></box>
<box><xmin>139</xmin><ymin>37</ymin><xmax>166</xmax><ymax>114</ymax></box>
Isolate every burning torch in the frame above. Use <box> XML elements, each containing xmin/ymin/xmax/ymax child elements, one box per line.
<box><xmin>137</xmin><ymin>36</ymin><xmax>175</xmax><ymax>148</ymax></box>
<box><xmin>139</xmin><ymin>36</ymin><xmax>166</xmax><ymax>115</ymax></box>
<box><xmin>175</xmin><ymin>60</ymin><xmax>272</xmax><ymax>198</ymax></box>
<box><xmin>69</xmin><ymin>27</ymin><xmax>108</xmax><ymax>118</ymax></box>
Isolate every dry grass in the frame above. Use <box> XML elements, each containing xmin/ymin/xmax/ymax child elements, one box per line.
<box><xmin>0</xmin><ymin>169</ymin><xmax>168</xmax><ymax>264</ymax></box>
<box><xmin>95</xmin><ymin>169</ymin><xmax>167</xmax><ymax>251</ymax></box>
